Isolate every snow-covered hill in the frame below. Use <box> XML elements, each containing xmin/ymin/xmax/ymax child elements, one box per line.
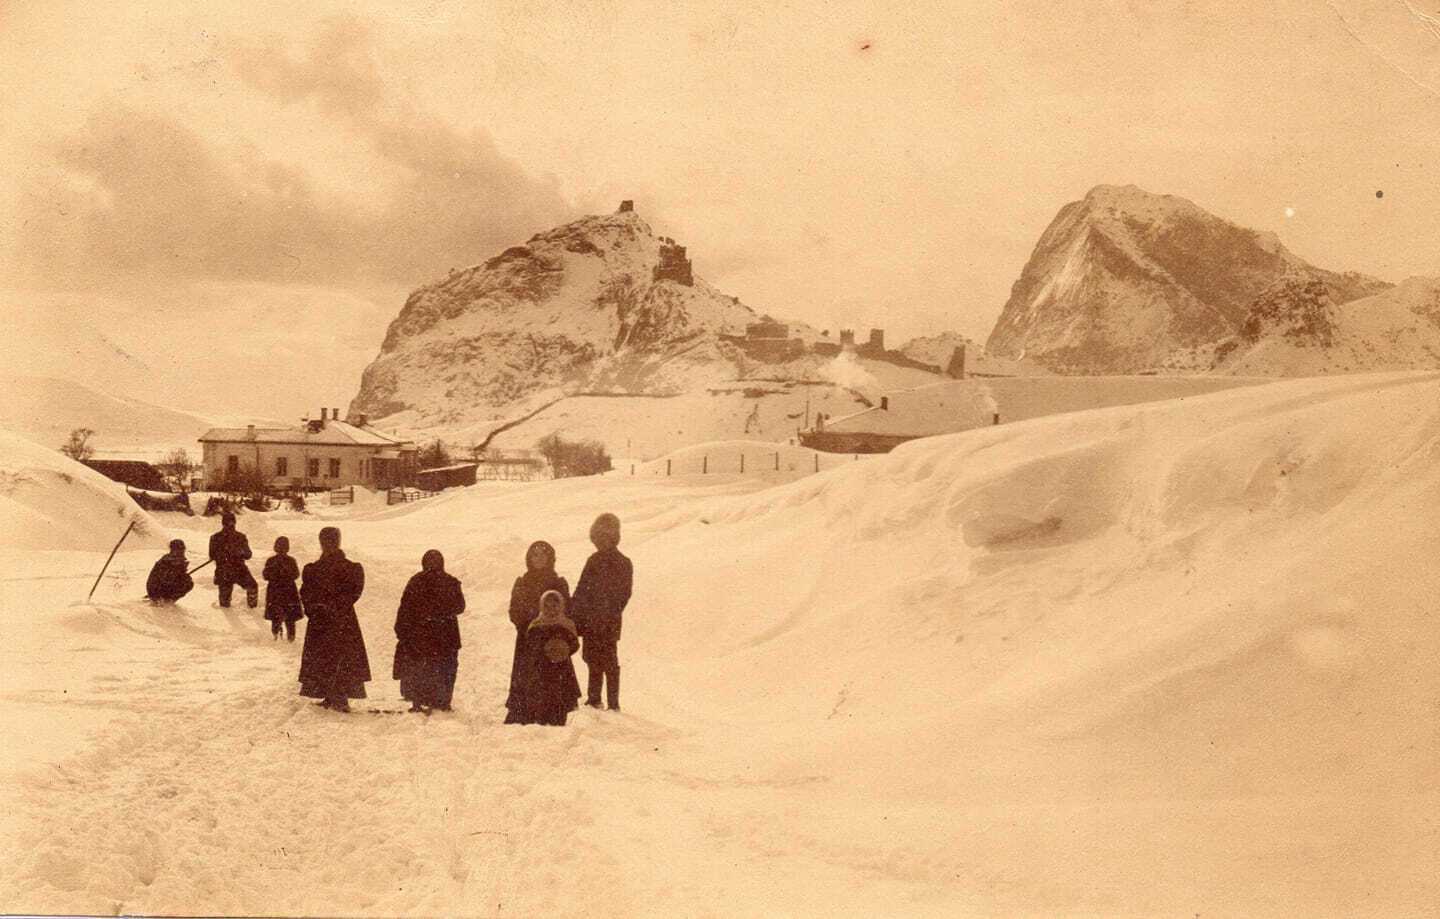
<box><xmin>0</xmin><ymin>428</ymin><xmax>164</xmax><ymax>552</ymax></box>
<box><xmin>1213</xmin><ymin>275</ymin><xmax>1440</xmax><ymax>375</ymax></box>
<box><xmin>0</xmin><ymin>375</ymin><xmax>212</xmax><ymax>457</ymax></box>
<box><xmin>349</xmin><ymin>207</ymin><xmax>760</xmax><ymax>429</ymax></box>
<box><xmin>985</xmin><ymin>185</ymin><xmax>1389</xmax><ymax>372</ymax></box>
<box><xmin>0</xmin><ymin>283</ymin><xmax>392</xmax><ymax>421</ymax></box>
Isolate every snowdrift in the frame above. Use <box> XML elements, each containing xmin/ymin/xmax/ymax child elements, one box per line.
<box><xmin>623</xmin><ymin>372</ymin><xmax>1440</xmax><ymax>798</ymax></box>
<box><xmin>0</xmin><ymin>429</ymin><xmax>165</xmax><ymax>552</ymax></box>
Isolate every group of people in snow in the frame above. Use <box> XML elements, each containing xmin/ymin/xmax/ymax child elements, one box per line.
<box><xmin>143</xmin><ymin>511</ymin><xmax>633</xmax><ymax>723</ymax></box>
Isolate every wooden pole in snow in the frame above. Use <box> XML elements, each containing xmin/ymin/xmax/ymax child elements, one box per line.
<box><xmin>187</xmin><ymin>558</ymin><xmax>215</xmax><ymax>577</ymax></box>
<box><xmin>740</xmin><ymin>453</ymin><xmax>745</xmax><ymax>474</ymax></box>
<box><xmin>88</xmin><ymin>520</ymin><xmax>137</xmax><ymax>601</ymax></box>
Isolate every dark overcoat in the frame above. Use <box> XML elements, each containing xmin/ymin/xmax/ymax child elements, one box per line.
<box><xmin>571</xmin><ymin>547</ymin><xmax>633</xmax><ymax>660</ymax></box>
<box><xmin>297</xmin><ymin>550</ymin><xmax>371</xmax><ymax>700</ymax></box>
<box><xmin>146</xmin><ymin>555</ymin><xmax>193</xmax><ymax>601</ymax></box>
<box><xmin>392</xmin><ymin>569</ymin><xmax>466</xmax><ymax>708</ymax></box>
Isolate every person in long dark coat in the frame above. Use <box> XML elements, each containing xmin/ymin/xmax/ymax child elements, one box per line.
<box><xmin>392</xmin><ymin>549</ymin><xmax>466</xmax><ymax>713</ymax></box>
<box><xmin>145</xmin><ymin>539</ymin><xmax>193</xmax><ymax>603</ymax></box>
<box><xmin>504</xmin><ymin>541</ymin><xmax>577</xmax><ymax>724</ymax></box>
<box><xmin>508</xmin><ymin>589</ymin><xmax>580</xmax><ymax>726</ymax></box>
<box><xmin>571</xmin><ymin>513</ymin><xmax>633</xmax><ymax>711</ymax></box>
<box><xmin>209</xmin><ymin>512</ymin><xmax>258</xmax><ymax>608</ymax></box>
<box><xmin>262</xmin><ymin>536</ymin><xmax>302</xmax><ymax>642</ymax></box>
<box><xmin>297</xmin><ymin>526</ymin><xmax>371</xmax><ymax>712</ymax></box>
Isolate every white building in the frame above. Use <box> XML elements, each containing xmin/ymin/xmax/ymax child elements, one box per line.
<box><xmin>199</xmin><ymin>409</ymin><xmax>417</xmax><ymax>491</ymax></box>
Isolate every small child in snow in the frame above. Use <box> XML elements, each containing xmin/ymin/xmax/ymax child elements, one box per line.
<box><xmin>262</xmin><ymin>536</ymin><xmax>303</xmax><ymax>641</ymax></box>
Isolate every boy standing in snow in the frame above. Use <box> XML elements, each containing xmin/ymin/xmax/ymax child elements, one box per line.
<box><xmin>209</xmin><ymin>511</ymin><xmax>258</xmax><ymax>608</ymax></box>
<box><xmin>145</xmin><ymin>539</ymin><xmax>193</xmax><ymax>603</ymax></box>
<box><xmin>570</xmin><ymin>513</ymin><xmax>632</xmax><ymax>711</ymax></box>
<box><xmin>262</xmin><ymin>536</ymin><xmax>303</xmax><ymax>641</ymax></box>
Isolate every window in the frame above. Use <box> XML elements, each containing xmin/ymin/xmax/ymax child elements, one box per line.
<box><xmin>307</xmin><ymin>458</ymin><xmax>320</xmax><ymax>478</ymax></box>
<box><xmin>227</xmin><ymin>455</ymin><xmax>239</xmax><ymax>474</ymax></box>
<box><xmin>275</xmin><ymin>457</ymin><xmax>288</xmax><ymax>477</ymax></box>
<box><xmin>328</xmin><ymin>458</ymin><xmax>341</xmax><ymax>478</ymax></box>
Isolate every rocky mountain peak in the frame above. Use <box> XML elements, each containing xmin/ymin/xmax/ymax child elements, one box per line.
<box><xmin>984</xmin><ymin>185</ymin><xmax>1389</xmax><ymax>371</ymax></box>
<box><xmin>350</xmin><ymin>205</ymin><xmax>756</xmax><ymax>427</ymax></box>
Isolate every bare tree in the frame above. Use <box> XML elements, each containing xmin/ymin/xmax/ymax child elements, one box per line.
<box><xmin>157</xmin><ymin>447</ymin><xmax>192</xmax><ymax>492</ymax></box>
<box><xmin>60</xmin><ymin>427</ymin><xmax>96</xmax><ymax>461</ymax></box>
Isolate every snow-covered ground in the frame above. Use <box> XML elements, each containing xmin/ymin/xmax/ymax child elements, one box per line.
<box><xmin>2</xmin><ymin>373</ymin><xmax>1438</xmax><ymax>915</ymax></box>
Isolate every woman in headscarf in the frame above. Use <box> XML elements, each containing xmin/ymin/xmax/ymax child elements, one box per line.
<box><xmin>392</xmin><ymin>549</ymin><xmax>466</xmax><ymax>714</ymax></box>
<box><xmin>510</xmin><ymin>589</ymin><xmax>581</xmax><ymax>726</ymax></box>
<box><xmin>505</xmin><ymin>541</ymin><xmax>578</xmax><ymax>724</ymax></box>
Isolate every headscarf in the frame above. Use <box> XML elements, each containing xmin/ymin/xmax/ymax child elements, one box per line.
<box><xmin>528</xmin><ymin>588</ymin><xmax>576</xmax><ymax>636</ymax></box>
<box><xmin>524</xmin><ymin>540</ymin><xmax>556</xmax><ymax>573</ymax></box>
<box><xmin>422</xmin><ymin>549</ymin><xmax>444</xmax><ymax>573</ymax></box>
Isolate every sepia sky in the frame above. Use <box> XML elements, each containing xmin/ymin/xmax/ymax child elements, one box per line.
<box><xmin>2</xmin><ymin>0</ymin><xmax>1440</xmax><ymax>342</ymax></box>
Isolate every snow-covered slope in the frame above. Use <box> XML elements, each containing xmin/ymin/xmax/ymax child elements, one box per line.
<box><xmin>3</xmin><ymin>374</ymin><xmax>1437</xmax><ymax>915</ymax></box>
<box><xmin>0</xmin><ymin>283</ymin><xmax>392</xmax><ymax>421</ymax></box>
<box><xmin>1215</xmin><ymin>275</ymin><xmax>1440</xmax><ymax>375</ymax></box>
<box><xmin>985</xmin><ymin>185</ymin><xmax>1389</xmax><ymax>372</ymax></box>
<box><xmin>0</xmin><ymin>375</ymin><xmax>212</xmax><ymax>456</ymax></box>
<box><xmin>350</xmin><ymin>208</ymin><xmax>759</xmax><ymax>429</ymax></box>
<box><xmin>0</xmin><ymin>428</ymin><xmax>165</xmax><ymax>552</ymax></box>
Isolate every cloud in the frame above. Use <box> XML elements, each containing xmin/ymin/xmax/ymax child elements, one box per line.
<box><xmin>11</xmin><ymin>16</ymin><xmax>572</xmax><ymax>290</ymax></box>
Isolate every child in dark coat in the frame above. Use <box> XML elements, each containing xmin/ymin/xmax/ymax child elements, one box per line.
<box><xmin>263</xmin><ymin>536</ymin><xmax>302</xmax><ymax>641</ymax></box>
<box><xmin>508</xmin><ymin>590</ymin><xmax>580</xmax><ymax>726</ymax></box>
<box><xmin>570</xmin><ymin>513</ymin><xmax>633</xmax><ymax>711</ymax></box>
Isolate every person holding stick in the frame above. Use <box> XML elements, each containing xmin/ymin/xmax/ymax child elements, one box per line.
<box><xmin>209</xmin><ymin>512</ymin><xmax>257</xmax><ymax>609</ymax></box>
<box><xmin>145</xmin><ymin>539</ymin><xmax>194</xmax><ymax>604</ymax></box>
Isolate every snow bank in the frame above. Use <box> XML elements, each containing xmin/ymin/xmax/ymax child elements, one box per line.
<box><xmin>0</xmin><ymin>429</ymin><xmax>165</xmax><ymax>552</ymax></box>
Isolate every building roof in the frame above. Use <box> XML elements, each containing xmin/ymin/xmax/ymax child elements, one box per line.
<box><xmin>199</xmin><ymin>420</ymin><xmax>414</xmax><ymax>448</ymax></box>
<box><xmin>820</xmin><ymin>381</ymin><xmax>993</xmax><ymax>438</ymax></box>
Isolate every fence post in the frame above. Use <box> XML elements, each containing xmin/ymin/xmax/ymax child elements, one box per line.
<box><xmin>814</xmin><ymin>453</ymin><xmax>819</xmax><ymax>473</ymax></box>
<box><xmin>630</xmin><ymin>464</ymin><xmax>635</xmax><ymax>476</ymax></box>
<box><xmin>703</xmin><ymin>455</ymin><xmax>708</xmax><ymax>474</ymax></box>
<box><xmin>740</xmin><ymin>453</ymin><xmax>744</xmax><ymax>474</ymax></box>
<box><xmin>775</xmin><ymin>451</ymin><xmax>780</xmax><ymax>471</ymax></box>
<box><xmin>667</xmin><ymin>459</ymin><xmax>672</xmax><ymax>477</ymax></box>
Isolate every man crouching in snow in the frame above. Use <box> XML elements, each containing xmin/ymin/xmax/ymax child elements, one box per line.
<box><xmin>145</xmin><ymin>539</ymin><xmax>193</xmax><ymax>604</ymax></box>
<box><xmin>298</xmin><ymin>527</ymin><xmax>372</xmax><ymax>712</ymax></box>
<box><xmin>571</xmin><ymin>513</ymin><xmax>633</xmax><ymax>712</ymax></box>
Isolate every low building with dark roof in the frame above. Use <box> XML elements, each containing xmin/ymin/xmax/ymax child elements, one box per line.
<box><xmin>198</xmin><ymin>408</ymin><xmax>417</xmax><ymax>490</ymax></box>
<box><xmin>799</xmin><ymin>381</ymin><xmax>997</xmax><ymax>453</ymax></box>
<box><xmin>82</xmin><ymin>459</ymin><xmax>169</xmax><ymax>492</ymax></box>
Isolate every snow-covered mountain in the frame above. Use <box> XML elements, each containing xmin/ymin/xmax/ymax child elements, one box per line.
<box><xmin>1213</xmin><ymin>275</ymin><xmax>1440</xmax><ymax>375</ymax></box>
<box><xmin>985</xmin><ymin>185</ymin><xmax>1389</xmax><ymax>372</ymax></box>
<box><xmin>349</xmin><ymin>206</ymin><xmax>760</xmax><ymax>428</ymax></box>
<box><xmin>0</xmin><ymin>375</ymin><xmax>213</xmax><ymax>457</ymax></box>
<box><xmin>0</xmin><ymin>283</ymin><xmax>392</xmax><ymax>421</ymax></box>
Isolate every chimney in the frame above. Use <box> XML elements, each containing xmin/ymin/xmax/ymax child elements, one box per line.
<box><xmin>992</xmin><ymin>412</ymin><xmax>1001</xmax><ymax>426</ymax></box>
<box><xmin>320</xmin><ymin>408</ymin><xmax>328</xmax><ymax>422</ymax></box>
<box><xmin>618</xmin><ymin>199</ymin><xmax>634</xmax><ymax>213</ymax></box>
<box><xmin>880</xmin><ymin>396</ymin><xmax>890</xmax><ymax>411</ymax></box>
<box><xmin>357</xmin><ymin>413</ymin><xmax>368</xmax><ymax>427</ymax></box>
<box><xmin>246</xmin><ymin>424</ymin><xmax>256</xmax><ymax>439</ymax></box>
<box><xmin>332</xmin><ymin>408</ymin><xmax>340</xmax><ymax>423</ymax></box>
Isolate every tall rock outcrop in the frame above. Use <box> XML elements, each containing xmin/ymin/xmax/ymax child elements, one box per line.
<box><xmin>350</xmin><ymin>206</ymin><xmax>758</xmax><ymax>427</ymax></box>
<box><xmin>985</xmin><ymin>185</ymin><xmax>1389</xmax><ymax>372</ymax></box>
